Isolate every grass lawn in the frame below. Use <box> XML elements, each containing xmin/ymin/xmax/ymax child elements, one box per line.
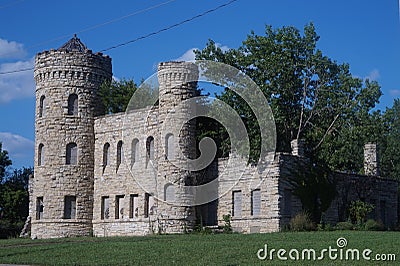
<box><xmin>0</xmin><ymin>231</ymin><xmax>399</xmax><ymax>265</ymax></box>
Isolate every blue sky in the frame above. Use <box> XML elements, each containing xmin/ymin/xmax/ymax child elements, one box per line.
<box><xmin>0</xmin><ymin>0</ymin><xmax>399</xmax><ymax>169</ymax></box>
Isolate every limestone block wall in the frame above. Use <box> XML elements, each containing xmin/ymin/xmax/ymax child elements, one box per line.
<box><xmin>31</xmin><ymin>48</ymin><xmax>111</xmax><ymax>239</ymax></box>
<box><xmin>156</xmin><ymin>62</ymin><xmax>199</xmax><ymax>229</ymax></box>
<box><xmin>93</xmin><ymin>108</ymin><xmax>161</xmax><ymax>236</ymax></box>
<box><xmin>216</xmin><ymin>153</ymin><xmax>302</xmax><ymax>233</ymax></box>
<box><xmin>325</xmin><ymin>173</ymin><xmax>398</xmax><ymax>228</ymax></box>
<box><xmin>92</xmin><ymin>62</ymin><xmax>201</xmax><ymax>236</ymax></box>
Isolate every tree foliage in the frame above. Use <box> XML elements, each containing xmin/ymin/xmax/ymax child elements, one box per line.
<box><xmin>99</xmin><ymin>79</ymin><xmax>139</xmax><ymax>115</ymax></box>
<box><xmin>0</xmin><ymin>142</ymin><xmax>12</xmax><ymax>183</ymax></box>
<box><xmin>0</xmin><ymin>142</ymin><xmax>31</xmax><ymax>238</ymax></box>
<box><xmin>194</xmin><ymin>23</ymin><xmax>383</xmax><ymax>172</ymax></box>
<box><xmin>380</xmin><ymin>99</ymin><xmax>400</xmax><ymax>180</ymax></box>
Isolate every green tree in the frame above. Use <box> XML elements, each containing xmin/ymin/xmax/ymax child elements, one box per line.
<box><xmin>99</xmin><ymin>79</ymin><xmax>139</xmax><ymax>114</ymax></box>
<box><xmin>0</xmin><ymin>142</ymin><xmax>12</xmax><ymax>183</ymax></box>
<box><xmin>0</xmin><ymin>167</ymin><xmax>32</xmax><ymax>238</ymax></box>
<box><xmin>380</xmin><ymin>99</ymin><xmax>400</xmax><ymax>180</ymax></box>
<box><xmin>0</xmin><ymin>143</ymin><xmax>31</xmax><ymax>238</ymax></box>
<box><xmin>194</xmin><ymin>23</ymin><xmax>382</xmax><ymax>172</ymax></box>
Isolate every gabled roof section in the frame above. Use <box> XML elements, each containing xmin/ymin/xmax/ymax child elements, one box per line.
<box><xmin>58</xmin><ymin>34</ymin><xmax>88</xmax><ymax>52</ymax></box>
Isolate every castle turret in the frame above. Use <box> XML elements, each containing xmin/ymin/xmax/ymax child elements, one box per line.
<box><xmin>31</xmin><ymin>36</ymin><xmax>112</xmax><ymax>238</ymax></box>
<box><xmin>156</xmin><ymin>61</ymin><xmax>199</xmax><ymax>232</ymax></box>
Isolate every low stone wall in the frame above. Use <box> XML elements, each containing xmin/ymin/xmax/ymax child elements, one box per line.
<box><xmin>31</xmin><ymin>220</ymin><xmax>92</xmax><ymax>239</ymax></box>
<box><xmin>93</xmin><ymin>217</ymin><xmax>190</xmax><ymax>237</ymax></box>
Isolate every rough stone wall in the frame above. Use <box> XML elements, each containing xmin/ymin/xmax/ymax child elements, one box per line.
<box><xmin>364</xmin><ymin>143</ymin><xmax>379</xmax><ymax>176</ymax></box>
<box><xmin>31</xmin><ymin>48</ymin><xmax>111</xmax><ymax>239</ymax></box>
<box><xmin>215</xmin><ymin>153</ymin><xmax>303</xmax><ymax>233</ymax></box>
<box><xmin>325</xmin><ymin>173</ymin><xmax>398</xmax><ymax>228</ymax></box>
<box><xmin>93</xmin><ymin>108</ymin><xmax>163</xmax><ymax>236</ymax></box>
<box><xmin>156</xmin><ymin>61</ymin><xmax>199</xmax><ymax>230</ymax></box>
<box><xmin>273</xmin><ymin>149</ymin><xmax>398</xmax><ymax>229</ymax></box>
<box><xmin>92</xmin><ymin>62</ymin><xmax>200</xmax><ymax>236</ymax></box>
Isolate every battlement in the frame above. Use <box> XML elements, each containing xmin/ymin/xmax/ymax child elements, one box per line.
<box><xmin>34</xmin><ymin>49</ymin><xmax>111</xmax><ymax>87</ymax></box>
<box><xmin>158</xmin><ymin>61</ymin><xmax>199</xmax><ymax>87</ymax></box>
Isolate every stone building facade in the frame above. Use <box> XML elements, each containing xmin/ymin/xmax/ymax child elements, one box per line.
<box><xmin>29</xmin><ymin>37</ymin><xmax>398</xmax><ymax>239</ymax></box>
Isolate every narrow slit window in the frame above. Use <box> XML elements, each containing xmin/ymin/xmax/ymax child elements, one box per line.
<box><xmin>116</xmin><ymin>141</ymin><xmax>123</xmax><ymax>172</ymax></box>
<box><xmin>39</xmin><ymin>95</ymin><xmax>46</xmax><ymax>117</ymax></box>
<box><xmin>64</xmin><ymin>196</ymin><xmax>76</xmax><ymax>219</ymax></box>
<box><xmin>38</xmin><ymin>143</ymin><xmax>44</xmax><ymax>166</ymax></box>
<box><xmin>165</xmin><ymin>133</ymin><xmax>175</xmax><ymax>160</ymax></box>
<box><xmin>101</xmin><ymin>196</ymin><xmax>110</xmax><ymax>220</ymax></box>
<box><xmin>164</xmin><ymin>183</ymin><xmax>175</xmax><ymax>203</ymax></box>
<box><xmin>67</xmin><ymin>94</ymin><xmax>78</xmax><ymax>115</ymax></box>
<box><xmin>103</xmin><ymin>143</ymin><xmax>110</xmax><ymax>168</ymax></box>
<box><xmin>36</xmin><ymin>197</ymin><xmax>44</xmax><ymax>220</ymax></box>
<box><xmin>129</xmin><ymin>194</ymin><xmax>139</xmax><ymax>218</ymax></box>
<box><xmin>147</xmin><ymin>137</ymin><xmax>154</xmax><ymax>160</ymax></box>
<box><xmin>131</xmin><ymin>139</ymin><xmax>139</xmax><ymax>166</ymax></box>
<box><xmin>66</xmin><ymin>142</ymin><xmax>78</xmax><ymax>165</ymax></box>
<box><xmin>144</xmin><ymin>193</ymin><xmax>154</xmax><ymax>218</ymax></box>
<box><xmin>284</xmin><ymin>189</ymin><xmax>292</xmax><ymax>216</ymax></box>
<box><xmin>251</xmin><ymin>189</ymin><xmax>261</xmax><ymax>217</ymax></box>
<box><xmin>115</xmin><ymin>195</ymin><xmax>124</xmax><ymax>219</ymax></box>
<box><xmin>232</xmin><ymin>191</ymin><xmax>242</xmax><ymax>217</ymax></box>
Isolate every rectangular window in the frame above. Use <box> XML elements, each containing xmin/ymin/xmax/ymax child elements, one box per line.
<box><xmin>101</xmin><ymin>196</ymin><xmax>110</xmax><ymax>220</ymax></box>
<box><xmin>251</xmin><ymin>189</ymin><xmax>261</xmax><ymax>217</ymax></box>
<box><xmin>380</xmin><ymin>200</ymin><xmax>386</xmax><ymax>225</ymax></box>
<box><xmin>129</xmin><ymin>194</ymin><xmax>138</xmax><ymax>218</ymax></box>
<box><xmin>284</xmin><ymin>189</ymin><xmax>292</xmax><ymax>215</ymax></box>
<box><xmin>36</xmin><ymin>197</ymin><xmax>44</xmax><ymax>220</ymax></box>
<box><xmin>115</xmin><ymin>195</ymin><xmax>124</xmax><ymax>219</ymax></box>
<box><xmin>232</xmin><ymin>191</ymin><xmax>242</xmax><ymax>218</ymax></box>
<box><xmin>64</xmin><ymin>196</ymin><xmax>76</xmax><ymax>219</ymax></box>
<box><xmin>144</xmin><ymin>193</ymin><xmax>151</xmax><ymax>218</ymax></box>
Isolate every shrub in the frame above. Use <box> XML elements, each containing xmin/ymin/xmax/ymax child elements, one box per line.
<box><xmin>335</xmin><ymin>221</ymin><xmax>354</xmax><ymax>231</ymax></box>
<box><xmin>0</xmin><ymin>220</ymin><xmax>24</xmax><ymax>239</ymax></box>
<box><xmin>222</xmin><ymin>214</ymin><xmax>232</xmax><ymax>233</ymax></box>
<box><xmin>289</xmin><ymin>212</ymin><xmax>315</xmax><ymax>231</ymax></box>
<box><xmin>349</xmin><ymin>200</ymin><xmax>374</xmax><ymax>225</ymax></box>
<box><xmin>364</xmin><ymin>219</ymin><xmax>385</xmax><ymax>231</ymax></box>
<box><xmin>321</xmin><ymin>223</ymin><xmax>333</xmax><ymax>231</ymax></box>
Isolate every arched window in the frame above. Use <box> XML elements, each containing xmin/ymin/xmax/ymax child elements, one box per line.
<box><xmin>38</xmin><ymin>143</ymin><xmax>44</xmax><ymax>166</ymax></box>
<box><xmin>164</xmin><ymin>183</ymin><xmax>175</xmax><ymax>203</ymax></box>
<box><xmin>131</xmin><ymin>138</ymin><xmax>139</xmax><ymax>166</ymax></box>
<box><xmin>66</xmin><ymin>142</ymin><xmax>78</xmax><ymax>165</ymax></box>
<box><xmin>165</xmin><ymin>133</ymin><xmax>174</xmax><ymax>160</ymax></box>
<box><xmin>39</xmin><ymin>95</ymin><xmax>46</xmax><ymax>117</ymax></box>
<box><xmin>116</xmin><ymin>140</ymin><xmax>123</xmax><ymax>171</ymax></box>
<box><xmin>67</xmin><ymin>94</ymin><xmax>78</xmax><ymax>115</ymax></box>
<box><xmin>103</xmin><ymin>143</ymin><xmax>110</xmax><ymax>167</ymax></box>
<box><xmin>146</xmin><ymin>136</ymin><xmax>154</xmax><ymax>161</ymax></box>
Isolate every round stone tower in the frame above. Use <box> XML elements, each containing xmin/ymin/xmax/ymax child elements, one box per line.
<box><xmin>156</xmin><ymin>61</ymin><xmax>198</xmax><ymax>232</ymax></box>
<box><xmin>31</xmin><ymin>36</ymin><xmax>112</xmax><ymax>238</ymax></box>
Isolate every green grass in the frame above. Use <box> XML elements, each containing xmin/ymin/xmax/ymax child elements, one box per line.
<box><xmin>0</xmin><ymin>231</ymin><xmax>399</xmax><ymax>265</ymax></box>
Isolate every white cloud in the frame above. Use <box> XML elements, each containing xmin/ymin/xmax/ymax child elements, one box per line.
<box><xmin>0</xmin><ymin>38</ymin><xmax>27</xmax><ymax>59</ymax></box>
<box><xmin>215</xmin><ymin>43</ymin><xmax>229</xmax><ymax>52</ymax></box>
<box><xmin>0</xmin><ymin>132</ymin><xmax>34</xmax><ymax>161</ymax></box>
<box><xmin>174</xmin><ymin>43</ymin><xmax>230</xmax><ymax>62</ymax></box>
<box><xmin>174</xmin><ymin>48</ymin><xmax>198</xmax><ymax>62</ymax></box>
<box><xmin>389</xmin><ymin>89</ymin><xmax>400</xmax><ymax>97</ymax></box>
<box><xmin>365</xmin><ymin>69</ymin><xmax>380</xmax><ymax>81</ymax></box>
<box><xmin>0</xmin><ymin>57</ymin><xmax>35</xmax><ymax>103</ymax></box>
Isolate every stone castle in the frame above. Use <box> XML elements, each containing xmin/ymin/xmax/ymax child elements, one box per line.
<box><xmin>28</xmin><ymin>36</ymin><xmax>398</xmax><ymax>238</ymax></box>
